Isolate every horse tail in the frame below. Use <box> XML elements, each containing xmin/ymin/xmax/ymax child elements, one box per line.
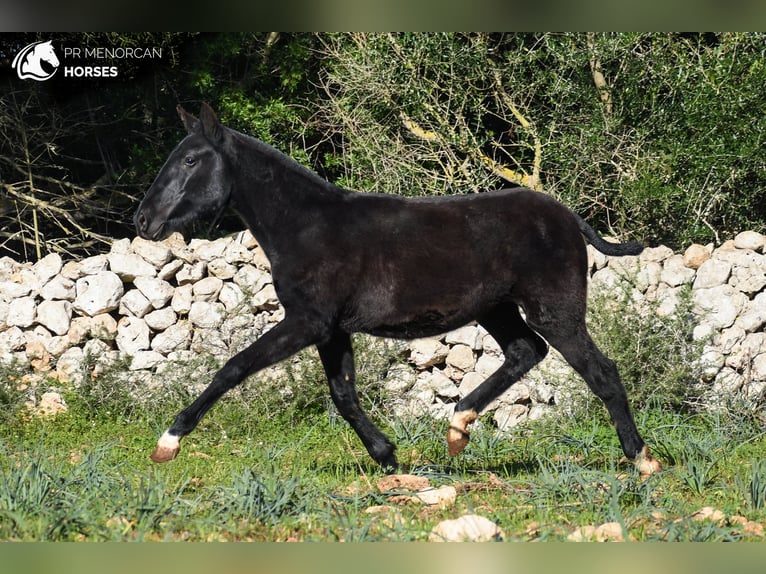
<box><xmin>575</xmin><ymin>214</ymin><xmax>643</xmax><ymax>256</ymax></box>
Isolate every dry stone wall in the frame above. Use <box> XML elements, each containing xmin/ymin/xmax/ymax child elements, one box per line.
<box><xmin>2</xmin><ymin>229</ymin><xmax>766</xmax><ymax>427</ymax></box>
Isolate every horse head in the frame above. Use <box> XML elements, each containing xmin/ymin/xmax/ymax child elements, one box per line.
<box><xmin>134</xmin><ymin>103</ymin><xmax>234</xmax><ymax>241</ymax></box>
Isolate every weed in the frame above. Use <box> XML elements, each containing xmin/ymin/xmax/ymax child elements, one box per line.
<box><xmin>678</xmin><ymin>442</ymin><xmax>720</xmax><ymax>496</ymax></box>
<box><xmin>217</xmin><ymin>467</ymin><xmax>307</xmax><ymax>524</ymax></box>
<box><xmin>0</xmin><ymin>358</ymin><xmax>33</xmax><ymax>425</ymax></box>
<box><xmin>737</xmin><ymin>459</ymin><xmax>766</xmax><ymax>510</ymax></box>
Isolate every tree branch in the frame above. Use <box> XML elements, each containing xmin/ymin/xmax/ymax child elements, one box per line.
<box><xmin>587</xmin><ymin>33</ymin><xmax>613</xmax><ymax>116</ymax></box>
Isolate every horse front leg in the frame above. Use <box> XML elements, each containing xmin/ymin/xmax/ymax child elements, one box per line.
<box><xmin>151</xmin><ymin>314</ymin><xmax>329</xmax><ymax>462</ymax></box>
<box><xmin>317</xmin><ymin>330</ymin><xmax>398</xmax><ymax>469</ymax></box>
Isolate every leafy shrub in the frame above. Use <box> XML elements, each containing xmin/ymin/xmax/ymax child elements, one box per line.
<box><xmin>586</xmin><ymin>282</ymin><xmax>704</xmax><ymax>412</ymax></box>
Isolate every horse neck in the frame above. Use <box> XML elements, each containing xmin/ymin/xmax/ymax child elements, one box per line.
<box><xmin>228</xmin><ymin>131</ymin><xmax>347</xmax><ymax>255</ymax></box>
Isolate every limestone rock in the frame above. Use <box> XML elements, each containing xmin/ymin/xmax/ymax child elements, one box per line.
<box><xmin>157</xmin><ymin>259</ymin><xmax>184</xmax><ymax>281</ymax></box>
<box><xmin>445</xmin><ymin>325</ymin><xmax>483</xmax><ymax>350</ymax></box>
<box><xmin>35</xmin><ymin>391</ymin><xmax>67</xmax><ymax>417</ymax></box>
<box><xmin>457</xmin><ymin>371</ymin><xmax>484</xmax><ymax>400</ymax></box>
<box><xmin>734</xmin><ymin>231</ymin><xmax>765</xmax><ymax>252</ymax></box>
<box><xmin>418</xmin><ymin>368</ymin><xmax>459</xmax><ymax>399</ymax></box>
<box><xmin>683</xmin><ymin>243</ymin><xmax>712</xmax><ymax>269</ymax></box>
<box><xmin>129</xmin><ymin>350</ymin><xmax>166</xmax><ymax>371</ymax></box>
<box><xmin>7</xmin><ymin>296</ymin><xmax>37</xmax><ymax>328</ymax></box>
<box><xmin>494</xmin><ymin>403</ymin><xmax>528</xmax><ymax>430</ymax></box>
<box><xmin>445</xmin><ymin>344</ymin><xmax>476</xmax><ymax>373</ymax></box>
<box><xmin>131</xmin><ymin>236</ymin><xmax>173</xmax><ymax>268</ymax></box>
<box><xmin>0</xmin><ymin>280</ymin><xmax>32</xmax><ymax>301</ymax></box>
<box><xmin>115</xmin><ymin>316</ymin><xmax>150</xmax><ymax>355</ymax></box>
<box><xmin>74</xmin><ymin>271</ymin><xmax>124</xmax><ymax>316</ymax></box>
<box><xmin>693</xmin><ymin>285</ymin><xmax>747</xmax><ymax>330</ymax></box>
<box><xmin>192</xmin><ymin>237</ymin><xmax>231</xmax><ymax>261</ymax></box>
<box><xmin>36</xmin><ymin>300</ymin><xmax>72</xmax><ymax>336</ymax></box>
<box><xmin>735</xmin><ymin>292</ymin><xmax>766</xmax><ymax>333</ymax></box>
<box><xmin>150</xmin><ymin>320</ymin><xmax>193</xmax><ymax>354</ymax></box>
<box><xmin>693</xmin><ymin>258</ymin><xmax>731</xmax><ymax>289</ymax></box>
<box><xmin>474</xmin><ymin>353</ymin><xmax>504</xmax><ymax>378</ymax></box>
<box><xmin>377</xmin><ymin>474</ymin><xmax>430</xmax><ymax>492</ymax></box>
<box><xmin>408</xmin><ymin>338</ymin><xmax>449</xmax><ymax>369</ymax></box>
<box><xmin>233</xmin><ymin>264</ymin><xmax>271</xmax><ymax>293</ymax></box>
<box><xmin>55</xmin><ymin>346</ymin><xmax>84</xmax><ymax>384</ymax></box>
<box><xmin>171</xmin><ymin>284</ymin><xmax>193</xmax><ymax>315</ymax></box>
<box><xmin>133</xmin><ymin>276</ymin><xmax>174</xmax><ymax>309</ymax></box>
<box><xmin>189</xmin><ymin>301</ymin><xmax>225</xmax><ymax>329</ymax></box>
<box><xmin>429</xmin><ymin>514</ymin><xmax>504</xmax><ymax>542</ymax></box>
<box><xmin>40</xmin><ymin>275</ymin><xmax>76</xmax><ymax>301</ymax></box>
<box><xmin>412</xmin><ymin>485</ymin><xmax>457</xmax><ymax>508</ymax></box>
<box><xmin>661</xmin><ymin>254</ymin><xmax>696</xmax><ymax>286</ymax></box>
<box><xmin>144</xmin><ymin>307</ymin><xmax>177</xmax><ymax>331</ymax></box>
<box><xmin>107</xmin><ymin>253</ymin><xmax>157</xmax><ymax>281</ymax></box>
<box><xmin>78</xmin><ymin>255</ymin><xmax>109</xmax><ymax>276</ymax></box>
<box><xmin>383</xmin><ymin>364</ymin><xmax>416</xmax><ymax>394</ymax></box>
<box><xmin>176</xmin><ymin>261</ymin><xmax>206</xmax><ymax>285</ymax></box>
<box><xmin>192</xmin><ymin>276</ymin><xmax>223</xmax><ymax>302</ymax></box>
<box><xmin>251</xmin><ymin>284</ymin><xmax>280</xmax><ymax>311</ymax></box>
<box><xmin>87</xmin><ymin>313</ymin><xmax>118</xmax><ymax>341</ymax></box>
<box><xmin>119</xmin><ymin>289</ymin><xmax>153</xmax><ymax>318</ymax></box>
<box><xmin>33</xmin><ymin>253</ymin><xmax>63</xmax><ymax>286</ymax></box>
<box><xmin>640</xmin><ymin>245</ymin><xmax>674</xmax><ymax>263</ymax></box>
<box><xmin>0</xmin><ymin>326</ymin><xmax>25</xmax><ymax>352</ymax></box>
<box><xmin>207</xmin><ymin>258</ymin><xmax>238</xmax><ymax>280</ymax></box>
<box><xmin>219</xmin><ymin>282</ymin><xmax>245</xmax><ymax>312</ymax></box>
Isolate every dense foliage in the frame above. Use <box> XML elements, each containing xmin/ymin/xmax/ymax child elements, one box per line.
<box><xmin>1</xmin><ymin>33</ymin><xmax>765</xmax><ymax>261</ymax></box>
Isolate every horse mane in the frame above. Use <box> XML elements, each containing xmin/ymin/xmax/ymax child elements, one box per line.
<box><xmin>229</xmin><ymin>128</ymin><xmax>345</xmax><ymax>197</ymax></box>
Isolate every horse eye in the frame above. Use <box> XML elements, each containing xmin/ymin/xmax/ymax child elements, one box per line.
<box><xmin>183</xmin><ymin>156</ymin><xmax>196</xmax><ymax>167</ymax></box>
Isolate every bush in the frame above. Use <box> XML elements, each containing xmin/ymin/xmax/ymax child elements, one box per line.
<box><xmin>587</xmin><ymin>282</ymin><xmax>704</xmax><ymax>412</ymax></box>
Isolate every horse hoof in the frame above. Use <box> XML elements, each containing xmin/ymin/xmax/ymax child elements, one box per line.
<box><xmin>447</xmin><ymin>409</ymin><xmax>477</xmax><ymax>456</ymax></box>
<box><xmin>447</xmin><ymin>428</ymin><xmax>470</xmax><ymax>456</ymax></box>
<box><xmin>150</xmin><ymin>445</ymin><xmax>179</xmax><ymax>463</ymax></box>
<box><xmin>636</xmin><ymin>446</ymin><xmax>662</xmax><ymax>479</ymax></box>
<box><xmin>150</xmin><ymin>431</ymin><xmax>181</xmax><ymax>463</ymax></box>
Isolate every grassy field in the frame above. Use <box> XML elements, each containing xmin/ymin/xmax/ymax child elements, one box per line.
<box><xmin>2</xmin><ymin>359</ymin><xmax>766</xmax><ymax>543</ymax></box>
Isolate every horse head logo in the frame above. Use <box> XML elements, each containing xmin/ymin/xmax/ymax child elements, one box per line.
<box><xmin>12</xmin><ymin>40</ymin><xmax>60</xmax><ymax>81</ymax></box>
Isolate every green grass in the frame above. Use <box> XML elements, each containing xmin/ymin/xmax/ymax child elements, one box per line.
<box><xmin>2</xmin><ymin>365</ymin><xmax>766</xmax><ymax>542</ymax></box>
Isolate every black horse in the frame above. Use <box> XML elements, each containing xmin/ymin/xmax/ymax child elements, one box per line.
<box><xmin>134</xmin><ymin>103</ymin><xmax>661</xmax><ymax>477</ymax></box>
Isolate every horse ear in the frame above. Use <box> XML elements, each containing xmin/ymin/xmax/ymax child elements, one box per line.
<box><xmin>177</xmin><ymin>105</ymin><xmax>198</xmax><ymax>134</ymax></box>
<box><xmin>199</xmin><ymin>102</ymin><xmax>223</xmax><ymax>143</ymax></box>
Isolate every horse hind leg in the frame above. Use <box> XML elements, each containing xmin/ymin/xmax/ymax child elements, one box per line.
<box><xmin>448</xmin><ymin>305</ymin><xmax>548</xmax><ymax>456</ymax></box>
<box><xmin>526</xmin><ymin>307</ymin><xmax>662</xmax><ymax>478</ymax></box>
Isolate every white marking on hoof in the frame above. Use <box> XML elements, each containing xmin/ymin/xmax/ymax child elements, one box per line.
<box><xmin>447</xmin><ymin>409</ymin><xmax>478</xmax><ymax>457</ymax></box>
<box><xmin>150</xmin><ymin>431</ymin><xmax>181</xmax><ymax>463</ymax></box>
<box><xmin>636</xmin><ymin>445</ymin><xmax>662</xmax><ymax>479</ymax></box>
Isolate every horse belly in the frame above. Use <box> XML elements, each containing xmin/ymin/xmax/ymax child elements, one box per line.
<box><xmin>349</xmin><ymin>264</ymin><xmax>491</xmax><ymax>339</ymax></box>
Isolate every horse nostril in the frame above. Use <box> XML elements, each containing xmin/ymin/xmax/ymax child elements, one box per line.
<box><xmin>135</xmin><ymin>211</ymin><xmax>148</xmax><ymax>233</ymax></box>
